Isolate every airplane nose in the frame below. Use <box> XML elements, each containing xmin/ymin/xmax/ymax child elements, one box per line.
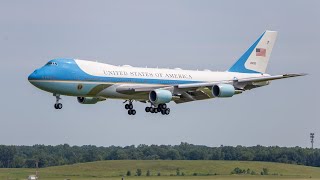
<box><xmin>28</xmin><ymin>70</ymin><xmax>39</xmax><ymax>81</ymax></box>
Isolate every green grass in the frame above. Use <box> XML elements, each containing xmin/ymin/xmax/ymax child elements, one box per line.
<box><xmin>1</xmin><ymin>160</ymin><xmax>320</xmax><ymax>180</ymax></box>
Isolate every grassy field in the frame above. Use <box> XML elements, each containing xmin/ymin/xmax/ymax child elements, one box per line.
<box><xmin>1</xmin><ymin>160</ymin><xmax>320</xmax><ymax>180</ymax></box>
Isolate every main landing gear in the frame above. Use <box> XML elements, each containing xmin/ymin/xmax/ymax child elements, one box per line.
<box><xmin>145</xmin><ymin>103</ymin><xmax>170</xmax><ymax>115</ymax></box>
<box><xmin>54</xmin><ymin>94</ymin><xmax>63</xmax><ymax>109</ymax></box>
<box><xmin>124</xmin><ymin>101</ymin><xmax>170</xmax><ymax>115</ymax></box>
<box><xmin>124</xmin><ymin>100</ymin><xmax>136</xmax><ymax>115</ymax></box>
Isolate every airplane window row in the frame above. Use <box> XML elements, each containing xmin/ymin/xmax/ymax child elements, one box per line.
<box><xmin>47</xmin><ymin>62</ymin><xmax>58</xmax><ymax>66</ymax></box>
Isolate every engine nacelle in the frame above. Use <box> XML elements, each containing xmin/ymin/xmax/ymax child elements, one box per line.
<box><xmin>77</xmin><ymin>97</ymin><xmax>104</xmax><ymax>104</ymax></box>
<box><xmin>212</xmin><ymin>84</ymin><xmax>235</xmax><ymax>98</ymax></box>
<box><xmin>149</xmin><ymin>89</ymin><xmax>172</xmax><ymax>104</ymax></box>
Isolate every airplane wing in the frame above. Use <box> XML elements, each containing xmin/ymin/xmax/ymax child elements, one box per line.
<box><xmin>115</xmin><ymin>73</ymin><xmax>306</xmax><ymax>104</ymax></box>
<box><xmin>177</xmin><ymin>73</ymin><xmax>307</xmax><ymax>89</ymax></box>
<box><xmin>236</xmin><ymin>73</ymin><xmax>307</xmax><ymax>83</ymax></box>
<box><xmin>115</xmin><ymin>83</ymin><xmax>213</xmax><ymax>104</ymax></box>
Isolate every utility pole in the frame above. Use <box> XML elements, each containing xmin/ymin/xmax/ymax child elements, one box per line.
<box><xmin>310</xmin><ymin>133</ymin><xmax>315</xmax><ymax>149</ymax></box>
<box><xmin>36</xmin><ymin>160</ymin><xmax>39</xmax><ymax>179</ymax></box>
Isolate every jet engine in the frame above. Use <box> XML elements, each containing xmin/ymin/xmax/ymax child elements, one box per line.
<box><xmin>212</xmin><ymin>84</ymin><xmax>235</xmax><ymax>97</ymax></box>
<box><xmin>149</xmin><ymin>89</ymin><xmax>172</xmax><ymax>104</ymax></box>
<box><xmin>77</xmin><ymin>97</ymin><xmax>104</xmax><ymax>104</ymax></box>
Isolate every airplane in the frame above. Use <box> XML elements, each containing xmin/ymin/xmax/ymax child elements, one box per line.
<box><xmin>28</xmin><ymin>30</ymin><xmax>306</xmax><ymax>115</ymax></box>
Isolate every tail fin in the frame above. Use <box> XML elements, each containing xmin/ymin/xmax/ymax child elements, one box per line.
<box><xmin>228</xmin><ymin>30</ymin><xmax>278</xmax><ymax>74</ymax></box>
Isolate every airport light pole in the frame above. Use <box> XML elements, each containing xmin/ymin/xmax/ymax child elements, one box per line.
<box><xmin>35</xmin><ymin>160</ymin><xmax>39</xmax><ymax>179</ymax></box>
<box><xmin>310</xmin><ymin>133</ymin><xmax>315</xmax><ymax>149</ymax></box>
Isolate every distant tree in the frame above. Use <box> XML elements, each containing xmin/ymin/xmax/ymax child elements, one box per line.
<box><xmin>231</xmin><ymin>167</ymin><xmax>249</xmax><ymax>174</ymax></box>
<box><xmin>181</xmin><ymin>172</ymin><xmax>185</xmax><ymax>176</ymax></box>
<box><xmin>126</xmin><ymin>170</ymin><xmax>131</xmax><ymax>176</ymax></box>
<box><xmin>136</xmin><ymin>169</ymin><xmax>142</xmax><ymax>176</ymax></box>
<box><xmin>146</xmin><ymin>170</ymin><xmax>151</xmax><ymax>176</ymax></box>
<box><xmin>193</xmin><ymin>172</ymin><xmax>198</xmax><ymax>176</ymax></box>
<box><xmin>12</xmin><ymin>156</ymin><xmax>24</xmax><ymax>168</ymax></box>
<box><xmin>0</xmin><ymin>145</ymin><xmax>16</xmax><ymax>168</ymax></box>
<box><xmin>246</xmin><ymin>168</ymin><xmax>251</xmax><ymax>174</ymax></box>
<box><xmin>176</xmin><ymin>168</ymin><xmax>180</xmax><ymax>176</ymax></box>
<box><xmin>189</xmin><ymin>150</ymin><xmax>202</xmax><ymax>160</ymax></box>
<box><xmin>81</xmin><ymin>146</ymin><xmax>101</xmax><ymax>162</ymax></box>
<box><xmin>240</xmin><ymin>151</ymin><xmax>254</xmax><ymax>161</ymax></box>
<box><xmin>25</xmin><ymin>159</ymin><xmax>36</xmax><ymax>168</ymax></box>
<box><xmin>262</xmin><ymin>168</ymin><xmax>269</xmax><ymax>175</ymax></box>
<box><xmin>2</xmin><ymin>143</ymin><xmax>320</xmax><ymax>168</ymax></box>
<box><xmin>157</xmin><ymin>172</ymin><xmax>161</xmax><ymax>176</ymax></box>
<box><xmin>231</xmin><ymin>167</ymin><xmax>242</xmax><ymax>174</ymax></box>
<box><xmin>167</xmin><ymin>149</ymin><xmax>180</xmax><ymax>160</ymax></box>
<box><xmin>115</xmin><ymin>149</ymin><xmax>128</xmax><ymax>160</ymax></box>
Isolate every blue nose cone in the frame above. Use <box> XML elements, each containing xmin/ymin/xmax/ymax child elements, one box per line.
<box><xmin>28</xmin><ymin>70</ymin><xmax>40</xmax><ymax>81</ymax></box>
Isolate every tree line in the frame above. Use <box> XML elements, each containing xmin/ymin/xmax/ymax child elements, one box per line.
<box><xmin>0</xmin><ymin>143</ymin><xmax>319</xmax><ymax>168</ymax></box>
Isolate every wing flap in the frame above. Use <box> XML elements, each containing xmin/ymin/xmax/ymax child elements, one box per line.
<box><xmin>177</xmin><ymin>81</ymin><xmax>231</xmax><ymax>89</ymax></box>
<box><xmin>116</xmin><ymin>84</ymin><xmax>171</xmax><ymax>94</ymax></box>
<box><xmin>114</xmin><ymin>73</ymin><xmax>306</xmax><ymax>102</ymax></box>
<box><xmin>174</xmin><ymin>89</ymin><xmax>212</xmax><ymax>104</ymax></box>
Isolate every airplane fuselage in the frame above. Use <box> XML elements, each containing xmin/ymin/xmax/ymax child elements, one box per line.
<box><xmin>28</xmin><ymin>58</ymin><xmax>268</xmax><ymax>101</ymax></box>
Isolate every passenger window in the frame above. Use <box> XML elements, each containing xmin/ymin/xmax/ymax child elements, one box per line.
<box><xmin>46</xmin><ymin>62</ymin><xmax>58</xmax><ymax>66</ymax></box>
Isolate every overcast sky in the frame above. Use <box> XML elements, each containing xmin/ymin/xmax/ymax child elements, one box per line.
<box><xmin>0</xmin><ymin>0</ymin><xmax>319</xmax><ymax>148</ymax></box>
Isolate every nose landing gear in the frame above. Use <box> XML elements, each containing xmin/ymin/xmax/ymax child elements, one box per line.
<box><xmin>54</xmin><ymin>94</ymin><xmax>63</xmax><ymax>109</ymax></box>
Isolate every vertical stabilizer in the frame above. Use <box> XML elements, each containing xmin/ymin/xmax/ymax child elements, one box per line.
<box><xmin>228</xmin><ymin>30</ymin><xmax>278</xmax><ymax>74</ymax></box>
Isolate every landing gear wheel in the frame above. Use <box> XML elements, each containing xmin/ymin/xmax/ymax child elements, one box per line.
<box><xmin>145</xmin><ymin>107</ymin><xmax>150</xmax><ymax>112</ymax></box>
<box><xmin>150</xmin><ymin>108</ymin><xmax>155</xmax><ymax>113</ymax></box>
<box><xmin>162</xmin><ymin>104</ymin><xmax>167</xmax><ymax>109</ymax></box>
<box><xmin>154</xmin><ymin>108</ymin><xmax>158</xmax><ymax>113</ymax></box>
<box><xmin>128</xmin><ymin>104</ymin><xmax>133</xmax><ymax>110</ymax></box>
<box><xmin>159</xmin><ymin>104</ymin><xmax>167</xmax><ymax>109</ymax></box>
<box><xmin>165</xmin><ymin>108</ymin><xmax>170</xmax><ymax>115</ymax></box>
<box><xmin>125</xmin><ymin>104</ymin><xmax>129</xmax><ymax>109</ymax></box>
<box><xmin>53</xmin><ymin>94</ymin><xmax>62</xmax><ymax>109</ymax></box>
<box><xmin>55</xmin><ymin>103</ymin><xmax>62</xmax><ymax>109</ymax></box>
<box><xmin>128</xmin><ymin>109</ymin><xmax>136</xmax><ymax>115</ymax></box>
<box><xmin>161</xmin><ymin>110</ymin><xmax>166</xmax><ymax>115</ymax></box>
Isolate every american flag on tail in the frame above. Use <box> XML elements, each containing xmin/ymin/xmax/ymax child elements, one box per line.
<box><xmin>256</xmin><ymin>48</ymin><xmax>266</xmax><ymax>57</ymax></box>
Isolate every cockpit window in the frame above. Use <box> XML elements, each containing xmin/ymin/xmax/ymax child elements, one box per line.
<box><xmin>46</xmin><ymin>62</ymin><xmax>58</xmax><ymax>66</ymax></box>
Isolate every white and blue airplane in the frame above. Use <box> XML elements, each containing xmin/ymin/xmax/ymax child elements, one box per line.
<box><xmin>28</xmin><ymin>30</ymin><xmax>305</xmax><ymax>115</ymax></box>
